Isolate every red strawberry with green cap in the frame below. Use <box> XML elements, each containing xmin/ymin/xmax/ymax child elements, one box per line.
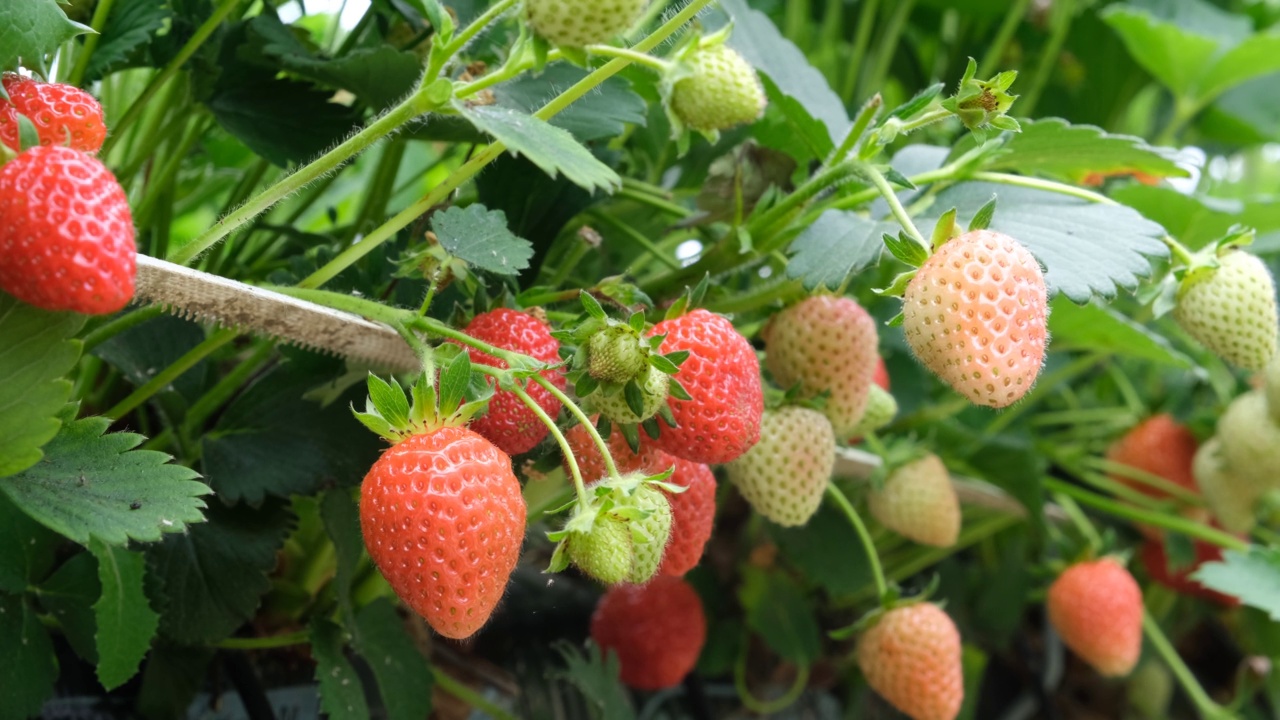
<box><xmin>1</xmin><ymin>73</ymin><xmax>107</xmax><ymax>153</ymax></box>
<box><xmin>1175</xmin><ymin>248</ymin><xmax>1278</xmax><ymax>371</ymax></box>
<box><xmin>902</xmin><ymin>230</ymin><xmax>1048</xmax><ymax>408</ymax></box>
<box><xmin>355</xmin><ymin>362</ymin><xmax>526</xmax><ymax>640</ymax></box>
<box><xmin>667</xmin><ymin>44</ymin><xmax>767</xmax><ymax>134</ymax></box>
<box><xmin>590</xmin><ymin>575</ymin><xmax>707</xmax><ymax>690</ymax></box>
<box><xmin>0</xmin><ymin>145</ymin><xmax>136</xmax><ymax>314</ymax></box>
<box><xmin>868</xmin><ymin>454</ymin><xmax>960</xmax><ymax>548</ymax></box>
<box><xmin>763</xmin><ymin>296</ymin><xmax>880</xmax><ymax>437</ymax></box>
<box><xmin>856</xmin><ymin>602</ymin><xmax>964</xmax><ymax>720</ymax></box>
<box><xmin>1046</xmin><ymin>557</ymin><xmax>1143</xmax><ymax>677</ymax></box>
<box><xmin>452</xmin><ymin>308</ymin><xmax>566</xmax><ymax>456</ymax></box>
<box><xmin>726</xmin><ymin>406</ymin><xmax>835</xmax><ymax>527</ymax></box>
<box><xmin>647</xmin><ymin>309</ymin><xmax>764</xmax><ymax>464</ymax></box>
<box><xmin>525</xmin><ymin>0</ymin><xmax>651</xmax><ymax>48</ymax></box>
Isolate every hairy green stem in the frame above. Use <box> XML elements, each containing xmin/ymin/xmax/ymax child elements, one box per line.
<box><xmin>67</xmin><ymin>0</ymin><xmax>117</xmax><ymax>87</ymax></box>
<box><xmin>1042</xmin><ymin>479</ymin><xmax>1250</xmax><ymax>551</ymax></box>
<box><xmin>103</xmin><ymin>0</ymin><xmax>242</xmax><ymax>154</ymax></box>
<box><xmin>1144</xmin><ymin>605</ymin><xmax>1233</xmax><ymax>718</ymax></box>
<box><xmin>971</xmin><ymin>171</ymin><xmax>1115</xmax><ymax>204</ymax></box>
<box><xmin>826</xmin><ymin>484</ymin><xmax>889</xmax><ymax>602</ymax></box>
<box><xmin>829</xmin><ymin>94</ymin><xmax>883</xmax><ymax>165</ymax></box>
<box><xmin>531</xmin><ymin>375</ymin><xmax>620</xmax><ymax>483</ymax></box>
<box><xmin>510</xmin><ymin>383</ymin><xmax>590</xmax><ymax>506</ymax></box>
<box><xmin>735</xmin><ymin>653</ymin><xmax>810</xmax><ymax>715</ymax></box>
<box><xmin>81</xmin><ymin>306</ymin><xmax>166</xmax><ymax>351</ymax></box>
<box><xmin>586</xmin><ymin>44</ymin><xmax>673</xmax><ymax>73</ymax></box>
<box><xmin>857</xmin><ymin>161</ymin><xmax>929</xmax><ymax>249</ymax></box>
<box><xmin>105</xmin><ymin>329</ymin><xmax>238</xmax><ymax>421</ymax></box>
<box><xmin>432</xmin><ymin>668</ymin><xmax>519</xmax><ymax>720</ymax></box>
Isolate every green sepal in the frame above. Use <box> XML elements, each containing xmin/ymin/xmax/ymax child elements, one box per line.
<box><xmin>874</xmin><ymin>269</ymin><xmax>918</xmax><ymax>298</ymax></box>
<box><xmin>931</xmin><ymin>208</ymin><xmax>959</xmax><ymax>250</ymax></box>
<box><xmin>17</xmin><ymin>115</ymin><xmax>40</xmax><ymax>152</ymax></box>
<box><xmin>883</xmin><ymin>232</ymin><xmax>929</xmax><ymax>268</ymax></box>
<box><xmin>968</xmin><ymin>195</ymin><xmax>998</xmax><ymax>233</ymax></box>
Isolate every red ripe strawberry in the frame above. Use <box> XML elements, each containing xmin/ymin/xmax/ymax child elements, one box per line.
<box><xmin>763</xmin><ymin>296</ymin><xmax>879</xmax><ymax>437</ymax></box>
<box><xmin>903</xmin><ymin>230</ymin><xmax>1048</xmax><ymax>408</ymax></box>
<box><xmin>856</xmin><ymin>603</ymin><xmax>964</xmax><ymax>720</ymax></box>
<box><xmin>726</xmin><ymin>407</ymin><xmax>835</xmax><ymax>527</ymax></box>
<box><xmin>454</xmin><ymin>308</ymin><xmax>566</xmax><ymax>456</ymax></box>
<box><xmin>1107</xmin><ymin>415</ymin><xmax>1199</xmax><ymax>499</ymax></box>
<box><xmin>360</xmin><ymin>425</ymin><xmax>526</xmax><ymax>640</ymax></box>
<box><xmin>0</xmin><ymin>145</ymin><xmax>136</xmax><ymax>314</ymax></box>
<box><xmin>873</xmin><ymin>356</ymin><xmax>891</xmax><ymax>391</ymax></box>
<box><xmin>868</xmin><ymin>454</ymin><xmax>960</xmax><ymax>548</ymax></box>
<box><xmin>563</xmin><ymin>423</ymin><xmax>715</xmax><ymax>576</ymax></box>
<box><xmin>647</xmin><ymin>309</ymin><xmax>763</xmax><ymax>464</ymax></box>
<box><xmin>1047</xmin><ymin>558</ymin><xmax>1143</xmax><ymax>677</ymax></box>
<box><xmin>590</xmin><ymin>576</ymin><xmax>707</xmax><ymax>690</ymax></box>
<box><xmin>1</xmin><ymin>73</ymin><xmax>107</xmax><ymax>153</ymax></box>
<box><xmin>1139</xmin><ymin>538</ymin><xmax>1238</xmax><ymax>607</ymax></box>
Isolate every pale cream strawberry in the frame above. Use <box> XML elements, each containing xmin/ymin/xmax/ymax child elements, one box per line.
<box><xmin>725</xmin><ymin>407</ymin><xmax>835</xmax><ymax>527</ymax></box>
<box><xmin>764</xmin><ymin>296</ymin><xmax>879</xmax><ymax>437</ymax></box>
<box><xmin>868</xmin><ymin>454</ymin><xmax>960</xmax><ymax>547</ymax></box>
<box><xmin>903</xmin><ymin>230</ymin><xmax>1048</xmax><ymax>408</ymax></box>
<box><xmin>1175</xmin><ymin>250</ymin><xmax>1278</xmax><ymax>371</ymax></box>
<box><xmin>856</xmin><ymin>603</ymin><xmax>964</xmax><ymax>720</ymax></box>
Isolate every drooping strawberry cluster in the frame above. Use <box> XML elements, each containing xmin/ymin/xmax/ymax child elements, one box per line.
<box><xmin>0</xmin><ymin>76</ymin><xmax>135</xmax><ymax>315</ymax></box>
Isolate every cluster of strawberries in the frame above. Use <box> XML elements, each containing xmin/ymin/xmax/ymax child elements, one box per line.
<box><xmin>0</xmin><ymin>74</ymin><xmax>136</xmax><ymax>315</ymax></box>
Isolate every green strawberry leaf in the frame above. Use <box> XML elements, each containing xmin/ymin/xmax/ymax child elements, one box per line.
<box><xmin>496</xmin><ymin>64</ymin><xmax>648</xmax><ymax>143</ymax></box>
<box><xmin>1192</xmin><ymin>546</ymin><xmax>1280</xmax><ymax>618</ymax></box>
<box><xmin>1111</xmin><ymin>184</ymin><xmax>1280</xmax><ymax>251</ymax></box>
<box><xmin>785</xmin><ymin>210</ymin><xmax>895</xmax><ymax>291</ymax></box>
<box><xmin>83</xmin><ymin>0</ymin><xmax>171</xmax><ymax>83</ymax></box>
<box><xmin>456</xmin><ymin>104</ymin><xmax>621</xmax><ymax>194</ymax></box>
<box><xmin>0</xmin><ymin>417</ymin><xmax>209</xmax><ymax>545</ymax></box>
<box><xmin>145</xmin><ymin>500</ymin><xmax>294</xmax><ymax>645</ymax></box>
<box><xmin>202</xmin><ymin>361</ymin><xmax>382</xmax><ymax>505</ymax></box>
<box><xmin>0</xmin><ymin>293</ymin><xmax>85</xmax><ymax>478</ymax></box>
<box><xmin>312</xmin><ymin>618</ymin><xmax>371</xmax><ymax>720</ymax></box>
<box><xmin>980</xmin><ymin>118</ymin><xmax>1187</xmax><ymax>184</ymax></box>
<box><xmin>738</xmin><ymin>568</ymin><xmax>821</xmax><ymax>664</ymax></box>
<box><xmin>1048</xmin><ymin>298</ymin><xmax>1195</xmax><ymax>369</ymax></box>
<box><xmin>770</xmin><ymin>502</ymin><xmax>873</xmax><ymax>596</ymax></box>
<box><xmin>555</xmin><ymin>641</ymin><xmax>636</xmax><ymax>720</ymax></box>
<box><xmin>37</xmin><ymin>553</ymin><xmax>99</xmax><ymax>665</ymax></box>
<box><xmin>134</xmin><ymin>644</ymin><xmax>214</xmax><ymax>720</ymax></box>
<box><xmin>0</xmin><ymin>492</ymin><xmax>58</xmax><ymax>593</ymax></box>
<box><xmin>0</xmin><ymin>0</ymin><xmax>91</xmax><ymax>74</ymax></box>
<box><xmin>351</xmin><ymin>599</ymin><xmax>434</xmax><ymax>720</ymax></box>
<box><xmin>918</xmin><ymin>181</ymin><xmax>1168</xmax><ymax>302</ymax></box>
<box><xmin>0</xmin><ymin>593</ymin><xmax>58</xmax><ymax>720</ymax></box>
<box><xmin>1202</xmin><ymin>74</ymin><xmax>1280</xmax><ymax>145</ymax></box>
<box><xmin>90</xmin><ymin>539</ymin><xmax>159</xmax><ymax>690</ymax></box>
<box><xmin>432</xmin><ymin>205</ymin><xmax>534</xmax><ymax>277</ymax></box>
<box><xmin>91</xmin><ymin>313</ymin><xmax>210</xmax><ymax>402</ymax></box>
<box><xmin>322</xmin><ymin>489</ymin><xmax>363</xmax><ymax>624</ymax></box>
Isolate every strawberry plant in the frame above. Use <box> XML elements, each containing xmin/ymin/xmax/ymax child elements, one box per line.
<box><xmin>5</xmin><ymin>0</ymin><xmax>1280</xmax><ymax>719</ymax></box>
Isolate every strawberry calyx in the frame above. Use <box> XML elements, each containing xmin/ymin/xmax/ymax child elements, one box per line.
<box><xmin>352</xmin><ymin>348</ymin><xmax>491</xmax><ymax>444</ymax></box>
<box><xmin>940</xmin><ymin>57</ymin><xmax>1021</xmax><ymax>140</ymax></box>
<box><xmin>830</xmin><ymin>575</ymin><xmax>943</xmax><ymax>639</ymax></box>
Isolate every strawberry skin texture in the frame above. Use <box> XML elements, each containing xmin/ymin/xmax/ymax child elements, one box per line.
<box><xmin>563</xmin><ymin>423</ymin><xmax>715</xmax><ymax>576</ymax></box>
<box><xmin>1139</xmin><ymin>538</ymin><xmax>1238</xmax><ymax>607</ymax></box>
<box><xmin>1047</xmin><ymin>558</ymin><xmax>1143</xmax><ymax>677</ymax></box>
<box><xmin>868</xmin><ymin>454</ymin><xmax>960</xmax><ymax>548</ymax></box>
<box><xmin>1217</xmin><ymin>390</ymin><xmax>1280</xmax><ymax>499</ymax></box>
<box><xmin>670</xmin><ymin>45</ymin><xmax>766</xmax><ymax>133</ymax></box>
<box><xmin>726</xmin><ymin>407</ymin><xmax>835</xmax><ymax>527</ymax></box>
<box><xmin>360</xmin><ymin>426</ymin><xmax>526</xmax><ymax>640</ymax></box>
<box><xmin>764</xmin><ymin>296</ymin><xmax>880</xmax><ymax>436</ymax></box>
<box><xmin>525</xmin><ymin>0</ymin><xmax>649</xmax><ymax>48</ymax></box>
<box><xmin>455</xmin><ymin>308</ymin><xmax>566</xmax><ymax>456</ymax></box>
<box><xmin>1</xmin><ymin>74</ymin><xmax>107</xmax><ymax>153</ymax></box>
<box><xmin>0</xmin><ymin>145</ymin><xmax>136</xmax><ymax>314</ymax></box>
<box><xmin>1175</xmin><ymin>250</ymin><xmax>1278</xmax><ymax>371</ymax></box>
<box><xmin>903</xmin><ymin>230</ymin><xmax>1048</xmax><ymax>408</ymax></box>
<box><xmin>1194</xmin><ymin>437</ymin><xmax>1260</xmax><ymax>533</ymax></box>
<box><xmin>590</xmin><ymin>576</ymin><xmax>707</xmax><ymax>690</ymax></box>
<box><xmin>648</xmin><ymin>309</ymin><xmax>764</xmax><ymax>464</ymax></box>
<box><xmin>856</xmin><ymin>603</ymin><xmax>964</xmax><ymax>720</ymax></box>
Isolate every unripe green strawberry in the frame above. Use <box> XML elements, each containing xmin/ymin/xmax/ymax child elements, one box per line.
<box><xmin>856</xmin><ymin>603</ymin><xmax>964</xmax><ymax>720</ymax></box>
<box><xmin>726</xmin><ymin>407</ymin><xmax>835</xmax><ymax>527</ymax></box>
<box><xmin>868</xmin><ymin>454</ymin><xmax>960</xmax><ymax>547</ymax></box>
<box><xmin>849</xmin><ymin>384</ymin><xmax>898</xmax><ymax>439</ymax></box>
<box><xmin>1193</xmin><ymin>437</ymin><xmax>1259</xmax><ymax>533</ymax></box>
<box><xmin>669</xmin><ymin>45</ymin><xmax>766</xmax><ymax>133</ymax></box>
<box><xmin>763</xmin><ymin>296</ymin><xmax>880</xmax><ymax>437</ymax></box>
<box><xmin>525</xmin><ymin>0</ymin><xmax>650</xmax><ymax>48</ymax></box>
<box><xmin>1215</xmin><ymin>390</ymin><xmax>1280</xmax><ymax>506</ymax></box>
<box><xmin>589</xmin><ymin>363</ymin><xmax>669</xmax><ymax>425</ymax></box>
<box><xmin>1175</xmin><ymin>250</ymin><xmax>1278</xmax><ymax>371</ymax></box>
<box><xmin>587</xmin><ymin>324</ymin><xmax>647</xmax><ymax>384</ymax></box>
<box><xmin>903</xmin><ymin>230</ymin><xmax>1048</xmax><ymax>408</ymax></box>
<box><xmin>1047</xmin><ymin>558</ymin><xmax>1143</xmax><ymax>677</ymax></box>
<box><xmin>565</xmin><ymin>476</ymin><xmax>672</xmax><ymax>585</ymax></box>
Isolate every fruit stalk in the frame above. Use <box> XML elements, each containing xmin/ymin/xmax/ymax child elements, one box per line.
<box><xmin>66</xmin><ymin>0</ymin><xmax>117</xmax><ymax>86</ymax></box>
<box><xmin>507</xmin><ymin>381</ymin><xmax>591</xmax><ymax>506</ymax></box>
<box><xmin>825</xmin><ymin>484</ymin><xmax>889</xmax><ymax>601</ymax></box>
<box><xmin>532</xmin><ymin>375</ymin><xmax>622</xmax><ymax>482</ymax></box>
<box><xmin>1141</xmin><ymin>612</ymin><xmax>1234</xmax><ymax>720</ymax></box>
<box><xmin>1043</xmin><ymin>478</ymin><xmax>1249</xmax><ymax>551</ymax></box>
<box><xmin>857</xmin><ymin>160</ymin><xmax>929</xmax><ymax>249</ymax></box>
<box><xmin>733</xmin><ymin>646</ymin><xmax>811</xmax><ymax>714</ymax></box>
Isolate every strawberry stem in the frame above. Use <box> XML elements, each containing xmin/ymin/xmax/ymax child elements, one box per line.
<box><xmin>733</xmin><ymin>646</ymin><xmax>810</xmax><ymax>714</ymax></box>
<box><xmin>508</xmin><ymin>381</ymin><xmax>592</xmax><ymax>507</ymax></box>
<box><xmin>826</xmin><ymin>484</ymin><xmax>890</xmax><ymax>603</ymax></box>
<box><xmin>856</xmin><ymin>161</ymin><xmax>930</xmax><ymax>250</ymax></box>
<box><xmin>432</xmin><ymin>667</ymin><xmax>520</xmax><ymax>720</ymax></box>
<box><xmin>1142</xmin><ymin>612</ymin><xmax>1236</xmax><ymax>720</ymax></box>
<box><xmin>1160</xmin><ymin>234</ymin><xmax>1198</xmax><ymax>267</ymax></box>
<box><xmin>585</xmin><ymin>45</ymin><xmax>674</xmax><ymax>74</ymax></box>
<box><xmin>1051</xmin><ymin>492</ymin><xmax>1104</xmax><ymax>550</ymax></box>
<box><xmin>531</xmin><ymin>375</ymin><xmax>623</xmax><ymax>483</ymax></box>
